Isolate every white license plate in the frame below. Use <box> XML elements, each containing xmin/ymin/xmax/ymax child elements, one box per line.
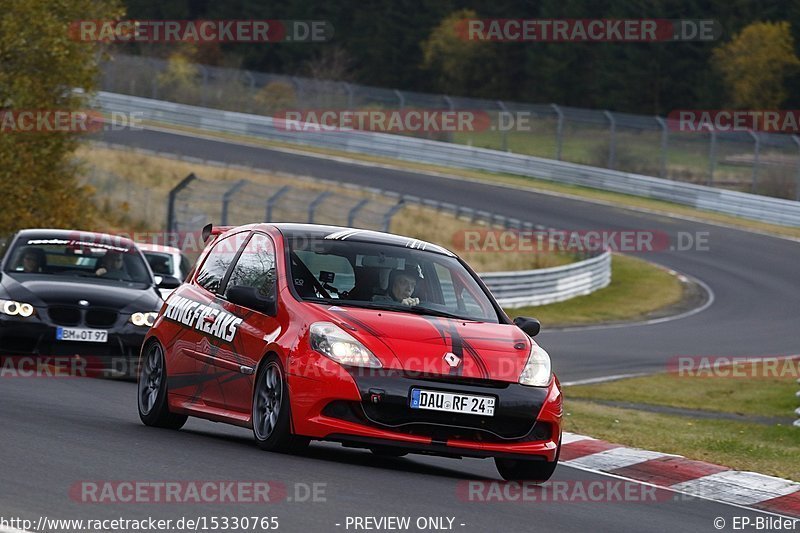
<box><xmin>56</xmin><ymin>327</ymin><xmax>108</xmax><ymax>343</ymax></box>
<box><xmin>410</xmin><ymin>389</ymin><xmax>495</xmax><ymax>417</ymax></box>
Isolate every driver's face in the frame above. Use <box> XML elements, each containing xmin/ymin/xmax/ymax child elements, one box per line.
<box><xmin>391</xmin><ymin>274</ymin><xmax>416</xmax><ymax>300</ymax></box>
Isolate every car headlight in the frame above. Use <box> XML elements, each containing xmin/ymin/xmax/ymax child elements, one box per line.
<box><xmin>518</xmin><ymin>342</ymin><xmax>552</xmax><ymax>387</ymax></box>
<box><xmin>0</xmin><ymin>299</ymin><xmax>35</xmax><ymax>318</ymax></box>
<box><xmin>309</xmin><ymin>322</ymin><xmax>382</xmax><ymax>368</ymax></box>
<box><xmin>130</xmin><ymin>312</ymin><xmax>158</xmax><ymax>327</ymax></box>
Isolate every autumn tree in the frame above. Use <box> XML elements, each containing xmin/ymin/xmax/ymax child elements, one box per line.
<box><xmin>421</xmin><ymin>9</ymin><xmax>495</xmax><ymax>96</ymax></box>
<box><xmin>0</xmin><ymin>0</ymin><xmax>123</xmax><ymax>237</ymax></box>
<box><xmin>712</xmin><ymin>21</ymin><xmax>800</xmax><ymax>109</ymax></box>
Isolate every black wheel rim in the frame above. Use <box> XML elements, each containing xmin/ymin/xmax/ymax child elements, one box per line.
<box><xmin>138</xmin><ymin>343</ymin><xmax>163</xmax><ymax>415</ymax></box>
<box><xmin>254</xmin><ymin>363</ymin><xmax>282</xmax><ymax>440</ymax></box>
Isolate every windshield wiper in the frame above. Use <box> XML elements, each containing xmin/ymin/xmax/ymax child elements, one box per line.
<box><xmin>408</xmin><ymin>305</ymin><xmax>471</xmax><ymax>320</ymax></box>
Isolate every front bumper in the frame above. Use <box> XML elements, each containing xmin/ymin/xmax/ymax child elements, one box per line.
<box><xmin>288</xmin><ymin>352</ymin><xmax>562</xmax><ymax>460</ymax></box>
<box><xmin>0</xmin><ymin>314</ymin><xmax>148</xmax><ymax>376</ymax></box>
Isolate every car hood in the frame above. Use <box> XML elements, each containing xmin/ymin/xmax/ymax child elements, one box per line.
<box><xmin>1</xmin><ymin>274</ymin><xmax>161</xmax><ymax>312</ymax></box>
<box><xmin>314</xmin><ymin>305</ymin><xmax>532</xmax><ymax>382</ymax></box>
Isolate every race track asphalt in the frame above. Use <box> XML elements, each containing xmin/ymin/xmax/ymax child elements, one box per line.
<box><xmin>2</xmin><ymin>127</ymin><xmax>794</xmax><ymax>533</ymax></box>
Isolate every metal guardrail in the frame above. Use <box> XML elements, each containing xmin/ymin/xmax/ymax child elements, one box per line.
<box><xmin>100</xmin><ymin>54</ymin><xmax>800</xmax><ymax>201</ymax></box>
<box><xmin>795</xmin><ymin>379</ymin><xmax>800</xmax><ymax>428</ymax></box>
<box><xmin>146</xmin><ymin>156</ymin><xmax>611</xmax><ymax>309</ymax></box>
<box><xmin>96</xmin><ymin>92</ymin><xmax>800</xmax><ymax>228</ymax></box>
<box><xmin>480</xmin><ymin>251</ymin><xmax>611</xmax><ymax>308</ymax></box>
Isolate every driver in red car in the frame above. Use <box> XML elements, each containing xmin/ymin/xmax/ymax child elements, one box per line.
<box><xmin>373</xmin><ymin>267</ymin><xmax>420</xmax><ymax>306</ymax></box>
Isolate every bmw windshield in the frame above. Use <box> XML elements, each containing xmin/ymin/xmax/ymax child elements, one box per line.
<box><xmin>286</xmin><ymin>235</ymin><xmax>501</xmax><ymax>323</ymax></box>
<box><xmin>4</xmin><ymin>235</ymin><xmax>153</xmax><ymax>286</ymax></box>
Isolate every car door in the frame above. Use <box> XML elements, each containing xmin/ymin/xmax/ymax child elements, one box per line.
<box><xmin>208</xmin><ymin>231</ymin><xmax>281</xmax><ymax>414</ymax></box>
<box><xmin>164</xmin><ymin>231</ymin><xmax>248</xmax><ymax>407</ymax></box>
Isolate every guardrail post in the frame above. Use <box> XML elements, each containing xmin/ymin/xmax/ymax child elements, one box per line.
<box><xmin>382</xmin><ymin>200</ymin><xmax>405</xmax><ymax>232</ymax></box>
<box><xmin>443</xmin><ymin>95</ymin><xmax>455</xmax><ymax>143</ymax></box>
<box><xmin>792</xmin><ymin>135</ymin><xmax>800</xmax><ymax>201</ymax></box>
<box><xmin>265</xmin><ymin>186</ymin><xmax>291</xmax><ymax>222</ymax></box>
<box><xmin>604</xmin><ymin>110</ymin><xmax>616</xmax><ymax>170</ymax></box>
<box><xmin>243</xmin><ymin>71</ymin><xmax>256</xmax><ymax>113</ymax></box>
<box><xmin>308</xmin><ymin>191</ymin><xmax>332</xmax><ymax>223</ymax></box>
<box><xmin>199</xmin><ymin>65</ymin><xmax>209</xmax><ymax>107</ymax></box>
<box><xmin>167</xmin><ymin>173</ymin><xmax>198</xmax><ymax>234</ymax></box>
<box><xmin>795</xmin><ymin>378</ymin><xmax>800</xmax><ymax>427</ymax></box>
<box><xmin>343</xmin><ymin>82</ymin><xmax>354</xmax><ymax>108</ymax></box>
<box><xmin>497</xmin><ymin>100</ymin><xmax>509</xmax><ymax>151</ymax></box>
<box><xmin>655</xmin><ymin>116</ymin><xmax>669</xmax><ymax>178</ymax></box>
<box><xmin>708</xmin><ymin>129</ymin><xmax>717</xmax><ymax>186</ymax></box>
<box><xmin>221</xmin><ymin>179</ymin><xmax>248</xmax><ymax>225</ymax></box>
<box><xmin>347</xmin><ymin>198</ymin><xmax>370</xmax><ymax>227</ymax></box>
<box><xmin>551</xmin><ymin>104</ymin><xmax>564</xmax><ymax>161</ymax></box>
<box><xmin>748</xmin><ymin>131</ymin><xmax>761</xmax><ymax>193</ymax></box>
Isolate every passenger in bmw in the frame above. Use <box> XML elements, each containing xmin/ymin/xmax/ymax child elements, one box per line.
<box><xmin>95</xmin><ymin>251</ymin><xmax>128</xmax><ymax>279</ymax></box>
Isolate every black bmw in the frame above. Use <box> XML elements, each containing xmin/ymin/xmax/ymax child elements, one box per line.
<box><xmin>0</xmin><ymin>229</ymin><xmax>179</xmax><ymax>377</ymax></box>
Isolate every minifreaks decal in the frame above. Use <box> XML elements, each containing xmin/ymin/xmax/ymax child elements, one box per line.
<box><xmin>164</xmin><ymin>296</ymin><xmax>242</xmax><ymax>342</ymax></box>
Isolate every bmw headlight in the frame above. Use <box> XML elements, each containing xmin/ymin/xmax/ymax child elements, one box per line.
<box><xmin>518</xmin><ymin>342</ymin><xmax>552</xmax><ymax>387</ymax></box>
<box><xmin>309</xmin><ymin>322</ymin><xmax>382</xmax><ymax>368</ymax></box>
<box><xmin>130</xmin><ymin>311</ymin><xmax>158</xmax><ymax>327</ymax></box>
<box><xmin>0</xmin><ymin>299</ymin><xmax>35</xmax><ymax>318</ymax></box>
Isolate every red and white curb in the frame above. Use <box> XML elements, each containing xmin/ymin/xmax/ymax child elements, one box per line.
<box><xmin>561</xmin><ymin>432</ymin><xmax>800</xmax><ymax>517</ymax></box>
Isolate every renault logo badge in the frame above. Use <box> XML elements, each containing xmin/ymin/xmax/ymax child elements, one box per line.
<box><xmin>443</xmin><ymin>352</ymin><xmax>461</xmax><ymax>368</ymax></box>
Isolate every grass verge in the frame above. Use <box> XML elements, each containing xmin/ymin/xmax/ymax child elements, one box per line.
<box><xmin>564</xmin><ymin>362</ymin><xmax>800</xmax><ymax>480</ymax></box>
<box><xmin>509</xmin><ymin>254</ymin><xmax>685</xmax><ymax>327</ymax></box>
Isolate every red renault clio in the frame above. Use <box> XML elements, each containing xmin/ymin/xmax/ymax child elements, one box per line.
<box><xmin>137</xmin><ymin>223</ymin><xmax>562</xmax><ymax>480</ymax></box>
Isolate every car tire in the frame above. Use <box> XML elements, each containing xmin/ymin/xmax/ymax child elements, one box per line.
<box><xmin>494</xmin><ymin>437</ymin><xmax>561</xmax><ymax>482</ymax></box>
<box><xmin>137</xmin><ymin>340</ymin><xmax>188</xmax><ymax>430</ymax></box>
<box><xmin>252</xmin><ymin>355</ymin><xmax>309</xmax><ymax>453</ymax></box>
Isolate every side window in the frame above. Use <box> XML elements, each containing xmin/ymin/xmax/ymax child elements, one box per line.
<box><xmin>433</xmin><ymin>263</ymin><xmax>457</xmax><ymax>307</ymax></box>
<box><xmin>225</xmin><ymin>233</ymin><xmax>277</xmax><ymax>299</ymax></box>
<box><xmin>179</xmin><ymin>254</ymin><xmax>192</xmax><ymax>281</ymax></box>
<box><xmin>195</xmin><ymin>233</ymin><xmax>246</xmax><ymax>294</ymax></box>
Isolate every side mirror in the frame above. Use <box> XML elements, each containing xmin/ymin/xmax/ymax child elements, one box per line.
<box><xmin>157</xmin><ymin>275</ymin><xmax>181</xmax><ymax>289</ymax></box>
<box><xmin>227</xmin><ymin>285</ymin><xmax>277</xmax><ymax>316</ymax></box>
<box><xmin>513</xmin><ymin>316</ymin><xmax>541</xmax><ymax>337</ymax></box>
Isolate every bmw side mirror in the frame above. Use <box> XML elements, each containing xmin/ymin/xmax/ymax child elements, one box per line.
<box><xmin>513</xmin><ymin>316</ymin><xmax>541</xmax><ymax>337</ymax></box>
<box><xmin>157</xmin><ymin>275</ymin><xmax>181</xmax><ymax>289</ymax></box>
<box><xmin>227</xmin><ymin>285</ymin><xmax>277</xmax><ymax>316</ymax></box>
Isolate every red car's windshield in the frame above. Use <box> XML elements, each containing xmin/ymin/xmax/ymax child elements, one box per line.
<box><xmin>286</xmin><ymin>237</ymin><xmax>501</xmax><ymax>323</ymax></box>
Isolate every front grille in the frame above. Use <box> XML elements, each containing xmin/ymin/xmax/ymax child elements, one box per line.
<box><xmin>85</xmin><ymin>309</ymin><xmax>118</xmax><ymax>328</ymax></box>
<box><xmin>322</xmin><ymin>400</ymin><xmax>549</xmax><ymax>443</ymax></box>
<box><xmin>48</xmin><ymin>306</ymin><xmax>81</xmax><ymax>326</ymax></box>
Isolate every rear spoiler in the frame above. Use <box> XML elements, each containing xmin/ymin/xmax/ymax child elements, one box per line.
<box><xmin>201</xmin><ymin>223</ymin><xmax>234</xmax><ymax>243</ymax></box>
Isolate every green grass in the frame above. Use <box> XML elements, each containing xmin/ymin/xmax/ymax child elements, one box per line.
<box><xmin>567</xmin><ymin>361</ymin><xmax>800</xmax><ymax>418</ymax></box>
<box><xmin>564</xmin><ymin>400</ymin><xmax>800</xmax><ymax>481</ymax></box>
<box><xmin>507</xmin><ymin>254</ymin><xmax>684</xmax><ymax>327</ymax></box>
<box><xmin>564</xmin><ymin>362</ymin><xmax>800</xmax><ymax>481</ymax></box>
<box><xmin>139</xmin><ymin>120</ymin><xmax>800</xmax><ymax>240</ymax></box>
